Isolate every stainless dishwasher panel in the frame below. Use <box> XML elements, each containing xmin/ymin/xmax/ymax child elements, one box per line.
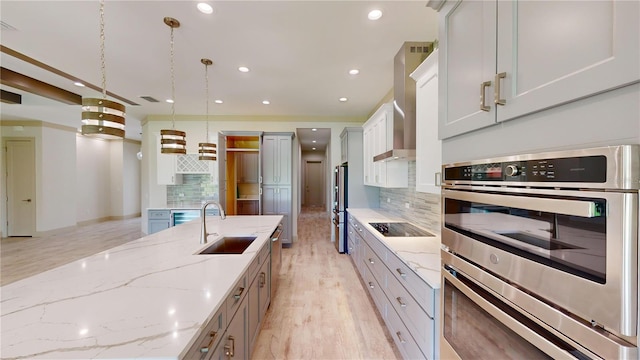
<box><xmin>270</xmin><ymin>222</ymin><xmax>283</xmax><ymax>301</ymax></box>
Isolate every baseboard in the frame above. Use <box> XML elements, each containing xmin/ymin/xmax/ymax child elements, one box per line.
<box><xmin>35</xmin><ymin>224</ymin><xmax>78</xmax><ymax>237</ymax></box>
<box><xmin>109</xmin><ymin>213</ymin><xmax>142</xmax><ymax>221</ymax></box>
<box><xmin>77</xmin><ymin>213</ymin><xmax>142</xmax><ymax>226</ymax></box>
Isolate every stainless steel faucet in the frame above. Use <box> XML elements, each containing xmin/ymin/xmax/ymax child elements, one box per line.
<box><xmin>200</xmin><ymin>201</ymin><xmax>226</xmax><ymax>244</ymax></box>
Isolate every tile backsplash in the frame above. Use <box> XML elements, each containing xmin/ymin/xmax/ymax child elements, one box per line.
<box><xmin>167</xmin><ymin>174</ymin><xmax>217</xmax><ymax>205</ymax></box>
<box><xmin>379</xmin><ymin>161</ymin><xmax>441</xmax><ymax>233</ymax></box>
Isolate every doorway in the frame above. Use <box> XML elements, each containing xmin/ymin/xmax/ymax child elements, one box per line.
<box><xmin>304</xmin><ymin>160</ymin><xmax>324</xmax><ymax>207</ymax></box>
<box><xmin>4</xmin><ymin>138</ymin><xmax>36</xmax><ymax>236</ymax></box>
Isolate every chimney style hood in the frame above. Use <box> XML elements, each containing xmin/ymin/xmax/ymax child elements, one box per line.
<box><xmin>374</xmin><ymin>41</ymin><xmax>433</xmax><ymax>162</ymax></box>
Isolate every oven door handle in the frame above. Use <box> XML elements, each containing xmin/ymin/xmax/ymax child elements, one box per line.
<box><xmin>442</xmin><ymin>268</ymin><xmax>591</xmax><ymax>359</ymax></box>
<box><xmin>444</xmin><ymin>189</ymin><xmax>601</xmax><ymax>218</ymax></box>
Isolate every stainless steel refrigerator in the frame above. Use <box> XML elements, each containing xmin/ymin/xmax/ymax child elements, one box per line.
<box><xmin>332</xmin><ymin>164</ymin><xmax>347</xmax><ymax>253</ymax></box>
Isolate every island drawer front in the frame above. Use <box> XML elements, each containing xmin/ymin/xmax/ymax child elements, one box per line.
<box><xmin>148</xmin><ymin>210</ymin><xmax>170</xmax><ymax>219</ymax></box>
<box><xmin>386</xmin><ymin>268</ymin><xmax>435</xmax><ymax>358</ymax></box>
<box><xmin>249</xmin><ymin>254</ymin><xmax>261</xmax><ymax>281</ymax></box>
<box><xmin>362</xmin><ymin>241</ymin><xmax>386</xmax><ymax>286</ymax></box>
<box><xmin>184</xmin><ymin>306</ymin><xmax>226</xmax><ymax>360</ymax></box>
<box><xmin>362</xmin><ymin>264</ymin><xmax>387</xmax><ymax>318</ymax></box>
<box><xmin>226</xmin><ymin>273</ymin><xmax>248</xmax><ymax>319</ymax></box>
<box><xmin>385</xmin><ymin>301</ymin><xmax>426</xmax><ymax>360</ymax></box>
<box><xmin>386</xmin><ymin>250</ymin><xmax>435</xmax><ymax>318</ymax></box>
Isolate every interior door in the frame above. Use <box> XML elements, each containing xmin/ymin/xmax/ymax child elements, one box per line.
<box><xmin>305</xmin><ymin>161</ymin><xmax>324</xmax><ymax>207</ymax></box>
<box><xmin>6</xmin><ymin>139</ymin><xmax>36</xmax><ymax>236</ymax></box>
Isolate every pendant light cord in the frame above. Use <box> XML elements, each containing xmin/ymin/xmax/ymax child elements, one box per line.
<box><xmin>205</xmin><ymin>62</ymin><xmax>210</xmax><ymax>142</ymax></box>
<box><xmin>99</xmin><ymin>0</ymin><xmax>107</xmax><ymax>99</ymax></box>
<box><xmin>170</xmin><ymin>25</ymin><xmax>176</xmax><ymax>130</ymax></box>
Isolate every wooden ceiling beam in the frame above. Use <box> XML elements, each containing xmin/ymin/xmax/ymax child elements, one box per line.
<box><xmin>0</xmin><ymin>67</ymin><xmax>81</xmax><ymax>105</ymax></box>
<box><xmin>1</xmin><ymin>89</ymin><xmax>22</xmax><ymax>104</ymax></box>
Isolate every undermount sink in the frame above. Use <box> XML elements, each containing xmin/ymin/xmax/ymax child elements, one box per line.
<box><xmin>197</xmin><ymin>236</ymin><xmax>257</xmax><ymax>255</ymax></box>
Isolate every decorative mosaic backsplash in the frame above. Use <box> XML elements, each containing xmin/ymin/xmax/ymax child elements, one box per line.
<box><xmin>379</xmin><ymin>161</ymin><xmax>442</xmax><ymax>233</ymax></box>
<box><xmin>167</xmin><ymin>174</ymin><xmax>218</xmax><ymax>205</ymax></box>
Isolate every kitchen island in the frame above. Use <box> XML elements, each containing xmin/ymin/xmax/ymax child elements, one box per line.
<box><xmin>1</xmin><ymin>215</ymin><xmax>282</xmax><ymax>359</ymax></box>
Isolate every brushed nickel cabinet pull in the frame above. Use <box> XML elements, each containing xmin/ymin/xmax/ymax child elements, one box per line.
<box><xmin>396</xmin><ymin>331</ymin><xmax>407</xmax><ymax>344</ymax></box>
<box><xmin>369</xmin><ymin>258</ymin><xmax>375</xmax><ymax>264</ymax></box>
<box><xmin>200</xmin><ymin>331</ymin><xmax>218</xmax><ymax>354</ymax></box>
<box><xmin>396</xmin><ymin>296</ymin><xmax>407</xmax><ymax>307</ymax></box>
<box><xmin>233</xmin><ymin>287</ymin><xmax>245</xmax><ymax>300</ymax></box>
<box><xmin>369</xmin><ymin>282</ymin><xmax>375</xmax><ymax>289</ymax></box>
<box><xmin>259</xmin><ymin>272</ymin><xmax>266</xmax><ymax>287</ymax></box>
<box><xmin>495</xmin><ymin>72</ymin><xmax>506</xmax><ymax>105</ymax></box>
<box><xmin>224</xmin><ymin>335</ymin><xmax>235</xmax><ymax>357</ymax></box>
<box><xmin>480</xmin><ymin>80</ymin><xmax>491</xmax><ymax>111</ymax></box>
<box><xmin>396</xmin><ymin>268</ymin><xmax>406</xmax><ymax>278</ymax></box>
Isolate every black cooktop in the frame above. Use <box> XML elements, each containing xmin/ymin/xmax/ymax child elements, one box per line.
<box><xmin>369</xmin><ymin>222</ymin><xmax>434</xmax><ymax>237</ymax></box>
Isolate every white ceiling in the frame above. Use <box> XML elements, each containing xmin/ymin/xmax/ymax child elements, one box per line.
<box><xmin>0</xmin><ymin>1</ymin><xmax>438</xmax><ymax>145</ymax></box>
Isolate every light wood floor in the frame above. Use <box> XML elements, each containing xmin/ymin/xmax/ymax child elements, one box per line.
<box><xmin>1</xmin><ymin>217</ymin><xmax>143</xmax><ymax>286</ymax></box>
<box><xmin>0</xmin><ymin>209</ymin><xmax>400</xmax><ymax>359</ymax></box>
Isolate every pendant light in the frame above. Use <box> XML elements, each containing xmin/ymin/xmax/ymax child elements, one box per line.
<box><xmin>199</xmin><ymin>58</ymin><xmax>216</xmax><ymax>161</ymax></box>
<box><xmin>160</xmin><ymin>17</ymin><xmax>186</xmax><ymax>154</ymax></box>
<box><xmin>81</xmin><ymin>0</ymin><xmax>125</xmax><ymax>139</ymax></box>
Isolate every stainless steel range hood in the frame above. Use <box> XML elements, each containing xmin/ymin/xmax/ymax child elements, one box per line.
<box><xmin>374</xmin><ymin>41</ymin><xmax>433</xmax><ymax>162</ymax></box>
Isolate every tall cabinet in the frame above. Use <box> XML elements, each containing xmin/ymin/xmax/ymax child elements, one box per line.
<box><xmin>219</xmin><ymin>132</ymin><xmax>262</xmax><ymax>216</ymax></box>
<box><xmin>262</xmin><ymin>133</ymin><xmax>294</xmax><ymax>245</ymax></box>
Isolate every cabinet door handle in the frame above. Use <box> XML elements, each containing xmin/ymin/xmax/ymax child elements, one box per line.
<box><xmin>199</xmin><ymin>331</ymin><xmax>218</xmax><ymax>354</ymax></box>
<box><xmin>435</xmin><ymin>172</ymin><xmax>442</xmax><ymax>187</ymax></box>
<box><xmin>396</xmin><ymin>296</ymin><xmax>407</xmax><ymax>308</ymax></box>
<box><xmin>224</xmin><ymin>335</ymin><xmax>235</xmax><ymax>357</ymax></box>
<box><xmin>396</xmin><ymin>331</ymin><xmax>407</xmax><ymax>344</ymax></box>
<box><xmin>368</xmin><ymin>282</ymin><xmax>375</xmax><ymax>289</ymax></box>
<box><xmin>396</xmin><ymin>268</ymin><xmax>407</xmax><ymax>278</ymax></box>
<box><xmin>233</xmin><ymin>287</ymin><xmax>245</xmax><ymax>300</ymax></box>
<box><xmin>259</xmin><ymin>272</ymin><xmax>266</xmax><ymax>287</ymax></box>
<box><xmin>480</xmin><ymin>80</ymin><xmax>491</xmax><ymax>112</ymax></box>
<box><xmin>494</xmin><ymin>72</ymin><xmax>506</xmax><ymax>105</ymax></box>
<box><xmin>368</xmin><ymin>258</ymin><xmax>375</xmax><ymax>264</ymax></box>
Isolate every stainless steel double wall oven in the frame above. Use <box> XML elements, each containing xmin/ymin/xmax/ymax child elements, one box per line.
<box><xmin>440</xmin><ymin>145</ymin><xmax>639</xmax><ymax>359</ymax></box>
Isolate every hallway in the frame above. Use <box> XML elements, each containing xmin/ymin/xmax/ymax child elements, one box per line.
<box><xmin>252</xmin><ymin>207</ymin><xmax>400</xmax><ymax>359</ymax></box>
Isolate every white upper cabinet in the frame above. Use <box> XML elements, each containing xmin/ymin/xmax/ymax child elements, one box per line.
<box><xmin>156</xmin><ymin>135</ymin><xmax>182</xmax><ymax>185</ymax></box>
<box><xmin>438</xmin><ymin>0</ymin><xmax>640</xmax><ymax>139</ymax></box>
<box><xmin>362</xmin><ymin>103</ymin><xmax>409</xmax><ymax>188</ymax></box>
<box><xmin>411</xmin><ymin>49</ymin><xmax>442</xmax><ymax>194</ymax></box>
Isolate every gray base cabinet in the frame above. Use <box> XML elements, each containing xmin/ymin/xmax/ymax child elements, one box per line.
<box><xmin>261</xmin><ymin>133</ymin><xmax>293</xmax><ymax>245</ymax></box>
<box><xmin>185</xmin><ymin>242</ymin><xmax>271</xmax><ymax>360</ymax></box>
<box><xmin>348</xmin><ymin>214</ymin><xmax>438</xmax><ymax>360</ymax></box>
<box><xmin>148</xmin><ymin>210</ymin><xmax>171</xmax><ymax>234</ymax></box>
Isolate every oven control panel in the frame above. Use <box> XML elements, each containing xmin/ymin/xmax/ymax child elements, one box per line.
<box><xmin>445</xmin><ymin>155</ymin><xmax>607</xmax><ymax>183</ymax></box>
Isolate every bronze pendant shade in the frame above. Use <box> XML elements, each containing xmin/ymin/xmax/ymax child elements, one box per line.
<box><xmin>160</xmin><ymin>16</ymin><xmax>187</xmax><ymax>155</ymax></box>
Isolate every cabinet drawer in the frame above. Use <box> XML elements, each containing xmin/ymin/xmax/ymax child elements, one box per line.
<box><xmin>362</xmin><ymin>241</ymin><xmax>386</xmax><ymax>286</ymax></box>
<box><xmin>148</xmin><ymin>209</ymin><xmax>170</xmax><ymax>219</ymax></box>
<box><xmin>259</xmin><ymin>242</ymin><xmax>270</xmax><ymax>265</ymax></box>
<box><xmin>386</xmin><ymin>270</ymin><xmax>435</xmax><ymax>358</ymax></box>
<box><xmin>226</xmin><ymin>273</ymin><xmax>248</xmax><ymax>319</ymax></box>
<box><xmin>184</xmin><ymin>306</ymin><xmax>226</xmax><ymax>360</ymax></box>
<box><xmin>385</xmin><ymin>303</ymin><xmax>426</xmax><ymax>360</ymax></box>
<box><xmin>363</xmin><ymin>231</ymin><xmax>387</xmax><ymax>262</ymax></box>
<box><xmin>248</xmin><ymin>255</ymin><xmax>260</xmax><ymax>284</ymax></box>
<box><xmin>362</xmin><ymin>265</ymin><xmax>386</xmax><ymax>319</ymax></box>
<box><xmin>386</xmin><ymin>250</ymin><xmax>435</xmax><ymax>318</ymax></box>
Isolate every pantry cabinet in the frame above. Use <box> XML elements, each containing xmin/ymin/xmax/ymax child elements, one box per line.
<box><xmin>262</xmin><ymin>186</ymin><xmax>291</xmax><ymax>245</ymax></box>
<box><xmin>410</xmin><ymin>49</ymin><xmax>441</xmax><ymax>194</ymax></box>
<box><xmin>437</xmin><ymin>0</ymin><xmax>640</xmax><ymax>139</ymax></box>
<box><xmin>262</xmin><ymin>134</ymin><xmax>292</xmax><ymax>185</ymax></box>
<box><xmin>362</xmin><ymin>103</ymin><xmax>408</xmax><ymax>188</ymax></box>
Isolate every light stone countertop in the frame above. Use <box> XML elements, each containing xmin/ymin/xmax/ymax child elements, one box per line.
<box><xmin>346</xmin><ymin>208</ymin><xmax>442</xmax><ymax>289</ymax></box>
<box><xmin>1</xmin><ymin>215</ymin><xmax>282</xmax><ymax>359</ymax></box>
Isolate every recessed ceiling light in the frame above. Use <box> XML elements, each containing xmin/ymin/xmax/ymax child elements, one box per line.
<box><xmin>312</xmin><ymin>147</ymin><xmax>316</xmax><ymax>150</ymax></box>
<box><xmin>214</xmin><ymin>99</ymin><xmax>223</xmax><ymax>104</ymax></box>
<box><xmin>368</xmin><ymin>9</ymin><xmax>383</xmax><ymax>20</ymax></box>
<box><xmin>166</xmin><ymin>99</ymin><xmax>174</xmax><ymax>104</ymax></box>
<box><xmin>311</xmin><ymin>128</ymin><xmax>317</xmax><ymax>131</ymax></box>
<box><xmin>238</xmin><ymin>66</ymin><xmax>250</xmax><ymax>73</ymax></box>
<box><xmin>349</xmin><ymin>69</ymin><xmax>360</xmax><ymax>75</ymax></box>
<box><xmin>262</xmin><ymin>100</ymin><xmax>270</xmax><ymax>105</ymax></box>
<box><xmin>339</xmin><ymin>97</ymin><xmax>348</xmax><ymax>102</ymax></box>
<box><xmin>312</xmin><ymin>140</ymin><xmax>317</xmax><ymax>143</ymax></box>
<box><xmin>197</xmin><ymin>2</ymin><xmax>213</xmax><ymax>14</ymax></box>
<box><xmin>73</xmin><ymin>81</ymin><xmax>85</xmax><ymax>87</ymax></box>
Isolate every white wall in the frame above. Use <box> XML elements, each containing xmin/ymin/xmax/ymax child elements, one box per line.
<box><xmin>77</xmin><ymin>135</ymin><xmax>111</xmax><ymax>222</ymax></box>
<box><xmin>1</xmin><ymin>120</ymin><xmax>141</xmax><ymax>235</ymax></box>
<box><xmin>142</xmin><ymin>116</ymin><xmax>365</xmax><ymax>238</ymax></box>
